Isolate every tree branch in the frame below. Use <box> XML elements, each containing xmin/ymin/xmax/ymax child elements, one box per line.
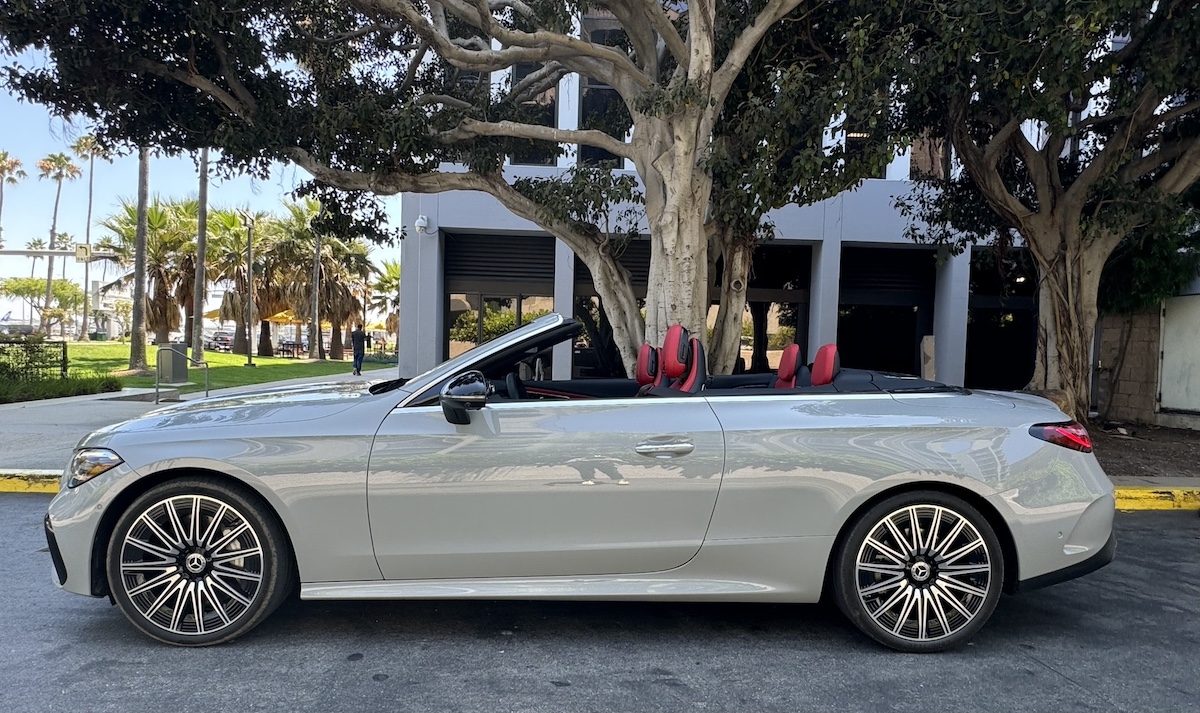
<box><xmin>507</xmin><ymin>61</ymin><xmax>566</xmax><ymax>102</ymax></box>
<box><xmin>308</xmin><ymin>23</ymin><xmax>409</xmax><ymax>45</ymax></box>
<box><xmin>1065</xmin><ymin>82</ymin><xmax>1161</xmax><ymax>212</ymax></box>
<box><xmin>436</xmin><ymin>118</ymin><xmax>635</xmax><ymax>159</ymax></box>
<box><xmin>286</xmin><ymin>147</ymin><xmax>494</xmax><ymax>195</ymax></box>
<box><xmin>133</xmin><ymin>58</ymin><xmax>255</xmax><ymax>123</ymax></box>
<box><xmin>948</xmin><ymin>106</ymin><xmax>1039</xmax><ymax>234</ymax></box>
<box><xmin>1011</xmin><ymin>130</ymin><xmax>1053</xmax><ymax>213</ymax></box>
<box><xmin>1155</xmin><ymin>137</ymin><xmax>1200</xmax><ymax>196</ymax></box>
<box><xmin>634</xmin><ymin>0</ymin><xmax>688</xmax><ymax>68</ymax></box>
<box><xmin>416</xmin><ymin>93</ymin><xmax>475</xmax><ymax>110</ymax></box>
<box><xmin>398</xmin><ymin>41</ymin><xmax>429</xmax><ymax>96</ymax></box>
<box><xmin>207</xmin><ymin>32</ymin><xmax>258</xmax><ymax>116</ymax></box>
<box><xmin>709</xmin><ymin>0</ymin><xmax>807</xmax><ymax>114</ymax></box>
<box><xmin>1117</xmin><ymin>140</ymin><xmax>1189</xmax><ymax>183</ymax></box>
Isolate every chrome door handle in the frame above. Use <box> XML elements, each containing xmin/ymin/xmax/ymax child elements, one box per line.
<box><xmin>635</xmin><ymin>439</ymin><xmax>695</xmax><ymax>458</ymax></box>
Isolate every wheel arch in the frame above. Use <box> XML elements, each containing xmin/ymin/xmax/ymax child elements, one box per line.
<box><xmin>821</xmin><ymin>481</ymin><xmax>1021</xmax><ymax>599</ymax></box>
<box><xmin>88</xmin><ymin>467</ymin><xmax>299</xmax><ymax>598</ymax></box>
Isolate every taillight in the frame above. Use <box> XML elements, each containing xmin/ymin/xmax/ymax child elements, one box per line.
<box><xmin>1029</xmin><ymin>421</ymin><xmax>1093</xmax><ymax>452</ymax></box>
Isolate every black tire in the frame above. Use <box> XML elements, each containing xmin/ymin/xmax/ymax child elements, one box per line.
<box><xmin>834</xmin><ymin>490</ymin><xmax>1004</xmax><ymax>653</ymax></box>
<box><xmin>106</xmin><ymin>477</ymin><xmax>294</xmax><ymax>646</ymax></box>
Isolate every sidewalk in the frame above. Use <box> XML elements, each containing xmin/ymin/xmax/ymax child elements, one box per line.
<box><xmin>0</xmin><ymin>379</ymin><xmax>1196</xmax><ymax>510</ymax></box>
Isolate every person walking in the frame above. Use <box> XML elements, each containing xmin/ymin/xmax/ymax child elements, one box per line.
<box><xmin>350</xmin><ymin>323</ymin><xmax>368</xmax><ymax>376</ymax></box>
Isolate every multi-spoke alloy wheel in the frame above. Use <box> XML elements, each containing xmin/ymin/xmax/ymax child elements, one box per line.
<box><xmin>107</xmin><ymin>478</ymin><xmax>293</xmax><ymax>646</ymax></box>
<box><xmin>835</xmin><ymin>491</ymin><xmax>1003</xmax><ymax>652</ymax></box>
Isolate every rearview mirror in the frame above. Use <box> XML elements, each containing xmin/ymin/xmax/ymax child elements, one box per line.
<box><xmin>440</xmin><ymin>371</ymin><xmax>492</xmax><ymax>425</ymax></box>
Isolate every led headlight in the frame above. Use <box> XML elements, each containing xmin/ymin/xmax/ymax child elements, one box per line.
<box><xmin>67</xmin><ymin>449</ymin><xmax>124</xmax><ymax>488</ymax></box>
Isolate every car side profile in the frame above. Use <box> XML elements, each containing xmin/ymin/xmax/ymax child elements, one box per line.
<box><xmin>45</xmin><ymin>313</ymin><xmax>1115</xmax><ymax>651</ymax></box>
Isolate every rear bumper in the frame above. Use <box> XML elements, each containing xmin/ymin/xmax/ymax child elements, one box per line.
<box><xmin>1015</xmin><ymin>530</ymin><xmax>1116</xmax><ymax>592</ymax></box>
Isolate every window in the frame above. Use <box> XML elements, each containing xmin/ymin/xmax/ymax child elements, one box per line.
<box><xmin>509</xmin><ymin>62</ymin><xmax>558</xmax><ymax>166</ymax></box>
<box><xmin>579</xmin><ymin>25</ymin><xmax>632</xmax><ymax>167</ymax></box>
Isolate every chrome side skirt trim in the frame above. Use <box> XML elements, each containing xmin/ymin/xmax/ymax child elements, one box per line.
<box><xmin>301</xmin><ymin>575</ymin><xmax>775</xmax><ymax>601</ymax></box>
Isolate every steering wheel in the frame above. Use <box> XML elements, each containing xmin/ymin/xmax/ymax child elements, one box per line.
<box><xmin>506</xmin><ymin>372</ymin><xmax>529</xmax><ymax>401</ymax></box>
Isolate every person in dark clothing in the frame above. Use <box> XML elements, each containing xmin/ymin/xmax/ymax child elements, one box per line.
<box><xmin>350</xmin><ymin>324</ymin><xmax>369</xmax><ymax>375</ymax></box>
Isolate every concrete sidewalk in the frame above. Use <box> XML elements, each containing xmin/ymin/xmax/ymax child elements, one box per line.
<box><xmin>1</xmin><ymin>377</ymin><xmax>1196</xmax><ymax>510</ymax></box>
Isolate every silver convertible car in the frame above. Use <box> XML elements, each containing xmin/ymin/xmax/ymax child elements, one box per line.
<box><xmin>46</xmin><ymin>313</ymin><xmax>1115</xmax><ymax>652</ymax></box>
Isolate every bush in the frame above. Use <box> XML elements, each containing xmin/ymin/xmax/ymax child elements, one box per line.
<box><xmin>767</xmin><ymin>326</ymin><xmax>796</xmax><ymax>350</ymax></box>
<box><xmin>0</xmin><ymin>374</ymin><xmax>123</xmax><ymax>404</ymax></box>
<box><xmin>450</xmin><ymin>307</ymin><xmax>552</xmax><ymax>343</ymax></box>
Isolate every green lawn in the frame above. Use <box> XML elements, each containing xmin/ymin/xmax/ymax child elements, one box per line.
<box><xmin>68</xmin><ymin>342</ymin><xmax>391</xmax><ymax>394</ymax></box>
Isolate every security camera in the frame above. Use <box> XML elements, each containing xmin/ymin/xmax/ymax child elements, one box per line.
<box><xmin>414</xmin><ymin>215</ymin><xmax>429</xmax><ymax>234</ymax></box>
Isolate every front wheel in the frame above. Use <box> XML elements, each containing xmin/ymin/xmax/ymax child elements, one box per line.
<box><xmin>106</xmin><ymin>477</ymin><xmax>294</xmax><ymax>646</ymax></box>
<box><xmin>834</xmin><ymin>491</ymin><xmax>1004</xmax><ymax>652</ymax></box>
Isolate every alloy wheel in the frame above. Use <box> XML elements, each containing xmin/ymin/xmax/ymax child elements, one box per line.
<box><xmin>853</xmin><ymin>504</ymin><xmax>993</xmax><ymax>644</ymax></box>
<box><xmin>118</xmin><ymin>494</ymin><xmax>264</xmax><ymax>637</ymax></box>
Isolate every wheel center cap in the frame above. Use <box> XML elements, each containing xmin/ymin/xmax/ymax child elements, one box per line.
<box><xmin>910</xmin><ymin>561</ymin><xmax>932</xmax><ymax>583</ymax></box>
<box><xmin>184</xmin><ymin>552</ymin><xmax>208</xmax><ymax>574</ymax></box>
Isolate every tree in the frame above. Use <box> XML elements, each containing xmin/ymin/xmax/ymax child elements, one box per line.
<box><xmin>893</xmin><ymin>0</ymin><xmax>1200</xmax><ymax>419</ymax></box>
<box><xmin>1</xmin><ymin>0</ymin><xmax>904</xmax><ymax>373</ymax></box>
<box><xmin>0</xmin><ymin>277</ymin><xmax>84</xmax><ymax>332</ymax></box>
<box><xmin>71</xmin><ymin>135</ymin><xmax>112</xmax><ymax>341</ymax></box>
<box><xmin>129</xmin><ymin>147</ymin><xmax>149</xmax><ymax>370</ymax></box>
<box><xmin>111</xmin><ymin>298</ymin><xmax>132</xmax><ymax>343</ymax></box>
<box><xmin>370</xmin><ymin>259</ymin><xmax>401</xmax><ymax>314</ymax></box>
<box><xmin>208</xmin><ymin>209</ymin><xmax>256</xmax><ymax>355</ymax></box>
<box><xmin>35</xmin><ymin>152</ymin><xmax>81</xmax><ymax>333</ymax></box>
<box><xmin>0</xmin><ymin>150</ymin><xmax>28</xmax><ymax>249</ymax></box>
<box><xmin>23</xmin><ymin>238</ymin><xmax>45</xmax><ymax>325</ymax></box>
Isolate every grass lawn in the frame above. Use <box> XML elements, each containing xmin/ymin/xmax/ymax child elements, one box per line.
<box><xmin>68</xmin><ymin>342</ymin><xmax>392</xmax><ymax>394</ymax></box>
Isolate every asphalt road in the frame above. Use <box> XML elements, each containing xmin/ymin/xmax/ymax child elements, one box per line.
<box><xmin>1</xmin><ymin>496</ymin><xmax>1196</xmax><ymax>713</ymax></box>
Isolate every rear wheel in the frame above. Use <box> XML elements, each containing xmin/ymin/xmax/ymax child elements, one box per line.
<box><xmin>834</xmin><ymin>491</ymin><xmax>1004</xmax><ymax>652</ymax></box>
<box><xmin>106</xmin><ymin>477</ymin><xmax>293</xmax><ymax>646</ymax></box>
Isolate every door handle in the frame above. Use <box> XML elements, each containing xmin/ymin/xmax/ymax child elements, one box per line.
<box><xmin>635</xmin><ymin>439</ymin><xmax>695</xmax><ymax>458</ymax></box>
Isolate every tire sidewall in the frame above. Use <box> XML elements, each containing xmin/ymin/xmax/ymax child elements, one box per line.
<box><xmin>106</xmin><ymin>477</ymin><xmax>290</xmax><ymax>647</ymax></box>
<box><xmin>835</xmin><ymin>490</ymin><xmax>1004</xmax><ymax>653</ymax></box>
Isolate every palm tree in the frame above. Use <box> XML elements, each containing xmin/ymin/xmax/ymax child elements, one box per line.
<box><xmin>99</xmin><ymin>199</ymin><xmax>193</xmax><ymax>344</ymax></box>
<box><xmin>370</xmin><ymin>260</ymin><xmax>401</xmax><ymax>314</ymax></box>
<box><xmin>36</xmin><ymin>152</ymin><xmax>82</xmax><ymax>333</ymax></box>
<box><xmin>0</xmin><ymin>151</ymin><xmax>28</xmax><ymax>250</ymax></box>
<box><xmin>208</xmin><ymin>209</ymin><xmax>254</xmax><ymax>355</ymax></box>
<box><xmin>129</xmin><ymin>147</ymin><xmax>149</xmax><ymax>370</ymax></box>
<box><xmin>72</xmin><ymin>135</ymin><xmax>110</xmax><ymax>340</ymax></box>
<box><xmin>271</xmin><ymin>198</ymin><xmax>324</xmax><ymax>358</ymax></box>
<box><xmin>23</xmin><ymin>238</ymin><xmax>45</xmax><ymax>325</ymax></box>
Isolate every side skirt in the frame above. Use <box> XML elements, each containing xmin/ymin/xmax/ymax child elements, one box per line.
<box><xmin>301</xmin><ymin>536</ymin><xmax>835</xmax><ymax>603</ymax></box>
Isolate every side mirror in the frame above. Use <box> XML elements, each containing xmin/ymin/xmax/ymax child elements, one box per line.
<box><xmin>440</xmin><ymin>371</ymin><xmax>493</xmax><ymax>425</ymax></box>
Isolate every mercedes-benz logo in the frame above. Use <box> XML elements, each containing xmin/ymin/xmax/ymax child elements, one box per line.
<box><xmin>910</xmin><ymin>561</ymin><xmax>932</xmax><ymax>583</ymax></box>
<box><xmin>184</xmin><ymin>553</ymin><xmax>207</xmax><ymax>574</ymax></box>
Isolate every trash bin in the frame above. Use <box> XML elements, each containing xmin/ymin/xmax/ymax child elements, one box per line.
<box><xmin>89</xmin><ymin>331</ymin><xmax>108</xmax><ymax>341</ymax></box>
<box><xmin>158</xmin><ymin>344</ymin><xmax>189</xmax><ymax>383</ymax></box>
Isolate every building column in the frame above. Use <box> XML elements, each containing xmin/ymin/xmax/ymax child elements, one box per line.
<box><xmin>933</xmin><ymin>247</ymin><xmax>971</xmax><ymax>386</ymax></box>
<box><xmin>398</xmin><ymin>195</ymin><xmax>443</xmax><ymax>377</ymax></box>
<box><xmin>552</xmin><ymin>239</ymin><xmax>575</xmax><ymax>379</ymax></box>
<box><xmin>556</xmin><ymin>72</ymin><xmax>581</xmax><ymax>168</ymax></box>
<box><xmin>807</xmin><ymin>239</ymin><xmax>841</xmax><ymax>362</ymax></box>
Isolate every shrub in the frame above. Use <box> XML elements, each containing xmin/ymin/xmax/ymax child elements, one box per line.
<box><xmin>0</xmin><ymin>374</ymin><xmax>123</xmax><ymax>404</ymax></box>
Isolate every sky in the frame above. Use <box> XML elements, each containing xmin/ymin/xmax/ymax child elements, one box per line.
<box><xmin>0</xmin><ymin>87</ymin><xmax>403</xmax><ymax>324</ymax></box>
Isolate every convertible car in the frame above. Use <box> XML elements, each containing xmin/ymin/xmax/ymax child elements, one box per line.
<box><xmin>45</xmin><ymin>313</ymin><xmax>1115</xmax><ymax>652</ymax></box>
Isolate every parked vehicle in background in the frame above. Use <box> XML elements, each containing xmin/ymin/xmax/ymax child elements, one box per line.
<box><xmin>204</xmin><ymin>331</ymin><xmax>233</xmax><ymax>352</ymax></box>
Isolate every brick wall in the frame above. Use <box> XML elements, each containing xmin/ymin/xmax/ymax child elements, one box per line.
<box><xmin>1096</xmin><ymin>308</ymin><xmax>1161</xmax><ymax>424</ymax></box>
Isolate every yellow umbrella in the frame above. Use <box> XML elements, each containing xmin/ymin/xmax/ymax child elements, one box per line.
<box><xmin>202</xmin><ymin>308</ymin><xmax>221</xmax><ymax>320</ymax></box>
<box><xmin>268</xmin><ymin>310</ymin><xmax>331</xmax><ymax>328</ymax></box>
<box><xmin>366</xmin><ymin>321</ymin><xmax>387</xmax><ymax>330</ymax></box>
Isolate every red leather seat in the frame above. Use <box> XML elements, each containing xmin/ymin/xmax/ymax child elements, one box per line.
<box><xmin>635</xmin><ymin>343</ymin><xmax>664</xmax><ymax>387</ymax></box>
<box><xmin>774</xmin><ymin>344</ymin><xmax>802</xmax><ymax>388</ymax></box>
<box><xmin>811</xmin><ymin>344</ymin><xmax>840</xmax><ymax>386</ymax></box>
<box><xmin>661</xmin><ymin>325</ymin><xmax>707</xmax><ymax>394</ymax></box>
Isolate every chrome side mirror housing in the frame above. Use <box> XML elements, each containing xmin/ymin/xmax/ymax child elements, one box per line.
<box><xmin>440</xmin><ymin>371</ymin><xmax>493</xmax><ymax>425</ymax></box>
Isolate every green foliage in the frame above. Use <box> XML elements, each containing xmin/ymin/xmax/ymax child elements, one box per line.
<box><xmin>450</xmin><ymin>307</ymin><xmax>552</xmax><ymax>343</ymax></box>
<box><xmin>0</xmin><ymin>374</ymin><xmax>122</xmax><ymax>404</ymax></box>
<box><xmin>1099</xmin><ymin>189</ymin><xmax>1200</xmax><ymax>313</ymax></box>
<box><xmin>514</xmin><ymin>166</ymin><xmax>643</xmax><ymax>246</ymax></box>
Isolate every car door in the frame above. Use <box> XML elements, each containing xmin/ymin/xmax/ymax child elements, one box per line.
<box><xmin>367</xmin><ymin>395</ymin><xmax>725</xmax><ymax>580</ymax></box>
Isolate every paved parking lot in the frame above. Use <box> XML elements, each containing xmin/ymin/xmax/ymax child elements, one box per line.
<box><xmin>1</xmin><ymin>495</ymin><xmax>1196</xmax><ymax>713</ymax></box>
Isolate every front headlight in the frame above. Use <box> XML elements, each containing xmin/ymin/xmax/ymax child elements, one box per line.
<box><xmin>67</xmin><ymin>449</ymin><xmax>124</xmax><ymax>489</ymax></box>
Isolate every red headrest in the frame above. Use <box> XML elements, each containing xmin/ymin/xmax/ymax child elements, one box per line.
<box><xmin>811</xmin><ymin>344</ymin><xmax>840</xmax><ymax>386</ymax></box>
<box><xmin>775</xmin><ymin>343</ymin><xmax>802</xmax><ymax>388</ymax></box>
<box><xmin>635</xmin><ymin>344</ymin><xmax>659</xmax><ymax>386</ymax></box>
<box><xmin>661</xmin><ymin>325</ymin><xmax>691</xmax><ymax>379</ymax></box>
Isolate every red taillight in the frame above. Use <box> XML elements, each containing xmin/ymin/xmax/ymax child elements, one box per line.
<box><xmin>1029</xmin><ymin>421</ymin><xmax>1093</xmax><ymax>452</ymax></box>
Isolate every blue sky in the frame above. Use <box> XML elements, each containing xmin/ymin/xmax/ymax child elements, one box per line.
<box><xmin>0</xmin><ymin>87</ymin><xmax>402</xmax><ymax>322</ymax></box>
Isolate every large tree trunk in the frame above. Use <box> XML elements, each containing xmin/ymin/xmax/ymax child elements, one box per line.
<box><xmin>638</xmin><ymin>111</ymin><xmax>716</xmax><ymax>347</ymax></box>
<box><xmin>330</xmin><ymin>317</ymin><xmax>344</xmax><ymax>360</ymax></box>
<box><xmin>575</xmin><ymin>247</ymin><xmax>643</xmax><ymax>376</ymax></box>
<box><xmin>129</xmin><ymin>149</ymin><xmax>149</xmax><ymax>370</ymax></box>
<box><xmin>709</xmin><ymin>231</ymin><xmax>754</xmax><ymax>374</ymax></box>
<box><xmin>1027</xmin><ymin>233</ymin><xmax>1108</xmax><ymax>421</ymax></box>
<box><xmin>258</xmin><ymin>320</ymin><xmax>274</xmax><ymax>357</ymax></box>
<box><xmin>191</xmin><ymin>147</ymin><xmax>209</xmax><ymax>363</ymax></box>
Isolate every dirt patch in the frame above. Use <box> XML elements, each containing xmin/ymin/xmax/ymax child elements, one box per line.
<box><xmin>1090</xmin><ymin>424</ymin><xmax>1200</xmax><ymax>480</ymax></box>
<box><xmin>111</xmin><ymin>368</ymin><xmax>154</xmax><ymax>377</ymax></box>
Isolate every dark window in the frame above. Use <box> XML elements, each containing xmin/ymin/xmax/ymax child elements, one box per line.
<box><xmin>845</xmin><ymin>120</ymin><xmax>887</xmax><ymax>179</ymax></box>
<box><xmin>509</xmin><ymin>62</ymin><xmax>558</xmax><ymax>166</ymax></box>
<box><xmin>579</xmin><ymin>27</ymin><xmax>631</xmax><ymax>167</ymax></box>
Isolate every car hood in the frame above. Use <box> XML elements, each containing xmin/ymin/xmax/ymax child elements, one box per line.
<box><xmin>82</xmin><ymin>381</ymin><xmax>377</xmax><ymax>444</ymax></box>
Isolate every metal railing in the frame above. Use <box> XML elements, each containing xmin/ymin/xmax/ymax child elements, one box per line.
<box><xmin>155</xmin><ymin>347</ymin><xmax>210</xmax><ymax>404</ymax></box>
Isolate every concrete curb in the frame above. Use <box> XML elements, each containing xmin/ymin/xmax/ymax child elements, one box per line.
<box><xmin>2</xmin><ymin>470</ymin><xmax>1197</xmax><ymax>510</ymax></box>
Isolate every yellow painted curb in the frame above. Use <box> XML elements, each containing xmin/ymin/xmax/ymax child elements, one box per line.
<box><xmin>1115</xmin><ymin>486</ymin><xmax>1200</xmax><ymax>511</ymax></box>
<box><xmin>0</xmin><ymin>474</ymin><xmax>60</xmax><ymax>493</ymax></box>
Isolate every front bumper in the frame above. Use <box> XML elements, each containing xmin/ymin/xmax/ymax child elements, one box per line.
<box><xmin>44</xmin><ymin>514</ymin><xmax>68</xmax><ymax>586</ymax></box>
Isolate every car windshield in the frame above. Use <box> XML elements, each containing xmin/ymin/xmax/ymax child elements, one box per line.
<box><xmin>381</xmin><ymin>312</ymin><xmax>565</xmax><ymax>396</ymax></box>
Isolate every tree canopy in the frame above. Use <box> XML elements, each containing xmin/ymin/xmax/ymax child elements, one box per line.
<box><xmin>1</xmin><ymin>0</ymin><xmax>906</xmax><ymax>373</ymax></box>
